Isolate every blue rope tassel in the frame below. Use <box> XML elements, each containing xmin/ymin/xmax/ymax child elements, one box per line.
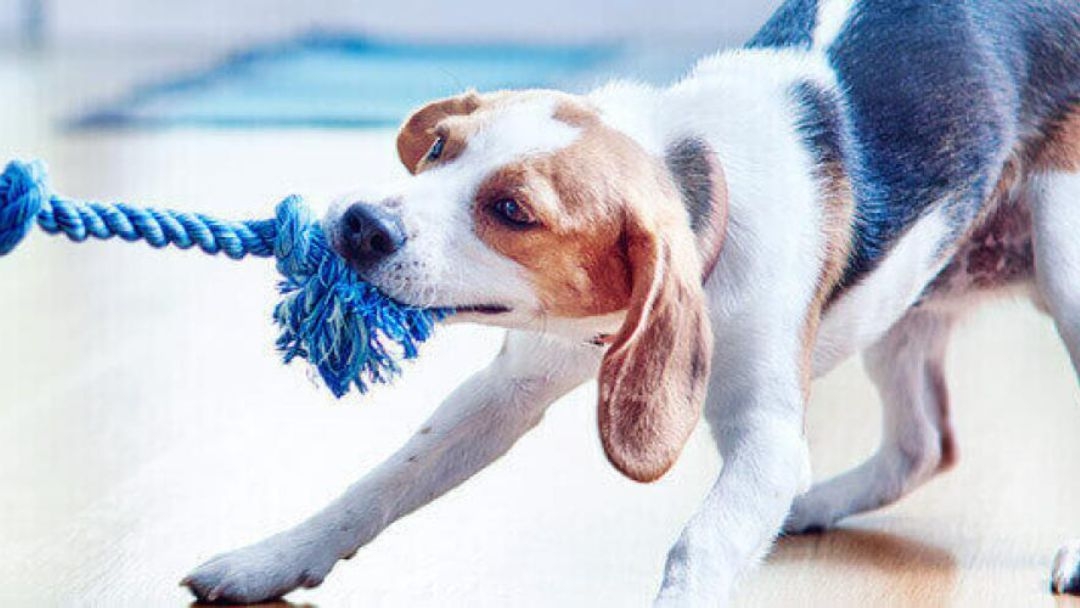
<box><xmin>0</xmin><ymin>159</ymin><xmax>449</xmax><ymax>397</ymax></box>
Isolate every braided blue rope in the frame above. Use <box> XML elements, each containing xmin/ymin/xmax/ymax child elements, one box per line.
<box><xmin>0</xmin><ymin>159</ymin><xmax>449</xmax><ymax>397</ymax></box>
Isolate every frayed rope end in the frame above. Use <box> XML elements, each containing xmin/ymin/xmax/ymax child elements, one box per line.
<box><xmin>270</xmin><ymin>196</ymin><xmax>452</xmax><ymax>397</ymax></box>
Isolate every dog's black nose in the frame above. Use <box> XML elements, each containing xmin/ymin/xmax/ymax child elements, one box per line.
<box><xmin>340</xmin><ymin>202</ymin><xmax>407</xmax><ymax>265</ymax></box>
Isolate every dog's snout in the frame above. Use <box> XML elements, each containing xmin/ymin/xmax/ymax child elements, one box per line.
<box><xmin>340</xmin><ymin>202</ymin><xmax>407</xmax><ymax>265</ymax></box>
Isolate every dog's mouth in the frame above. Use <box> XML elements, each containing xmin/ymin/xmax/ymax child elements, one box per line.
<box><xmin>454</xmin><ymin>304</ymin><xmax>512</xmax><ymax>315</ymax></box>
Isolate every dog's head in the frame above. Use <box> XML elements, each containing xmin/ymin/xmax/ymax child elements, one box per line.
<box><xmin>326</xmin><ymin>90</ymin><xmax>726</xmax><ymax>482</ymax></box>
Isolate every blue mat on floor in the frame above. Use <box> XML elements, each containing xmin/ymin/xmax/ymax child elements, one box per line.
<box><xmin>74</xmin><ymin>33</ymin><xmax>618</xmax><ymax>129</ymax></box>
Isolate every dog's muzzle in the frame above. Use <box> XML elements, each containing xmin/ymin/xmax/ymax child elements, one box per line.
<box><xmin>331</xmin><ymin>201</ymin><xmax>407</xmax><ymax>271</ymax></box>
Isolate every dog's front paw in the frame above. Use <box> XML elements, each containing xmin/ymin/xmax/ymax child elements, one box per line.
<box><xmin>182</xmin><ymin>531</ymin><xmax>340</xmax><ymax>604</ymax></box>
<box><xmin>1052</xmin><ymin>541</ymin><xmax>1080</xmax><ymax>595</ymax></box>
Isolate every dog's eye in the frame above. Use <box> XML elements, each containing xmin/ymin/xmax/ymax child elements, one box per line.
<box><xmin>492</xmin><ymin>198</ymin><xmax>537</xmax><ymax>227</ymax></box>
<box><xmin>426</xmin><ymin>137</ymin><xmax>446</xmax><ymax>162</ymax></box>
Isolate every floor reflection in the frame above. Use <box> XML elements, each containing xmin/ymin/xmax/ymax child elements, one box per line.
<box><xmin>770</xmin><ymin>527</ymin><xmax>958</xmax><ymax>607</ymax></box>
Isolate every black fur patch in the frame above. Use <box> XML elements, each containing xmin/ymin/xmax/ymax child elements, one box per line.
<box><xmin>824</xmin><ymin>0</ymin><xmax>1080</xmax><ymax>286</ymax></box>
<box><xmin>746</xmin><ymin>0</ymin><xmax>819</xmax><ymax>50</ymax></box>
<box><xmin>665</xmin><ymin>137</ymin><xmax>717</xmax><ymax>237</ymax></box>
<box><xmin>791</xmin><ymin>81</ymin><xmax>846</xmax><ymax>170</ymax></box>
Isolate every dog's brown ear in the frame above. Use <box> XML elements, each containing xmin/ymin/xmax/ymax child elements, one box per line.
<box><xmin>598</xmin><ymin>206</ymin><xmax>713</xmax><ymax>483</ymax></box>
<box><xmin>396</xmin><ymin>92</ymin><xmax>481</xmax><ymax>173</ymax></box>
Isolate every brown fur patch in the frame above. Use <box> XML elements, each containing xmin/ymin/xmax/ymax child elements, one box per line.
<box><xmin>928</xmin><ymin>361</ymin><xmax>957</xmax><ymax>471</ymax></box>
<box><xmin>397</xmin><ymin>90</ymin><xmax>591</xmax><ymax>175</ymax></box>
<box><xmin>471</xmin><ymin>106</ymin><xmax>670</xmax><ymax>317</ymax></box>
<box><xmin>396</xmin><ymin>92</ymin><xmax>482</xmax><ymax>173</ymax></box>
<box><xmin>800</xmin><ymin>161</ymin><xmax>855</xmax><ymax>397</ymax></box>
<box><xmin>1030</xmin><ymin>104</ymin><xmax>1080</xmax><ymax>172</ymax></box>
<box><xmin>473</xmin><ymin>160</ymin><xmax>633</xmax><ymax>316</ymax></box>
<box><xmin>552</xmin><ymin>100</ymin><xmax>601</xmax><ymax>128</ymax></box>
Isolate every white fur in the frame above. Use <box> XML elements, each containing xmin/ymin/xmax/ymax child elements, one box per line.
<box><xmin>813</xmin><ymin>0</ymin><xmax>855</xmax><ymax>50</ymax></box>
<box><xmin>814</xmin><ymin>207</ymin><xmax>953</xmax><ymax>376</ymax></box>
<box><xmin>1031</xmin><ymin>172</ymin><xmax>1080</xmax><ymax>367</ymax></box>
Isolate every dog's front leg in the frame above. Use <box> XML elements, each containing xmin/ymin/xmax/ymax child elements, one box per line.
<box><xmin>655</xmin><ymin>321</ymin><xmax>811</xmax><ymax>607</ymax></box>
<box><xmin>183</xmin><ymin>330</ymin><xmax>601</xmax><ymax>604</ymax></box>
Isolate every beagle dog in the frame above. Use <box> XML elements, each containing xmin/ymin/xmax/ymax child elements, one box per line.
<box><xmin>184</xmin><ymin>0</ymin><xmax>1080</xmax><ymax>604</ymax></box>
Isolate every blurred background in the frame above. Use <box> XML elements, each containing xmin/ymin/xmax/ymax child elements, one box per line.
<box><xmin>0</xmin><ymin>0</ymin><xmax>781</xmax><ymax>134</ymax></box>
<box><xmin>2</xmin><ymin>0</ymin><xmax>777</xmax><ymax>44</ymax></box>
<box><xmin>2</xmin><ymin>1</ymin><xmax>1079</xmax><ymax>607</ymax></box>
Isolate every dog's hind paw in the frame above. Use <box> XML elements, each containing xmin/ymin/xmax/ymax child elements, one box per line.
<box><xmin>782</xmin><ymin>493</ymin><xmax>839</xmax><ymax>535</ymax></box>
<box><xmin>182</xmin><ymin>531</ymin><xmax>338</xmax><ymax>604</ymax></box>
<box><xmin>1052</xmin><ymin>541</ymin><xmax>1080</xmax><ymax>595</ymax></box>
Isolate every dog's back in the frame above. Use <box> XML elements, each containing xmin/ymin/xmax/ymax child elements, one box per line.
<box><xmin>751</xmin><ymin>0</ymin><xmax>1080</xmax><ymax>289</ymax></box>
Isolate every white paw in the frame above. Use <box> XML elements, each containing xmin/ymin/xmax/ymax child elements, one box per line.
<box><xmin>782</xmin><ymin>492</ymin><xmax>839</xmax><ymax>535</ymax></box>
<box><xmin>182</xmin><ymin>531</ymin><xmax>341</xmax><ymax>604</ymax></box>
<box><xmin>654</xmin><ymin>535</ymin><xmax>734</xmax><ymax>607</ymax></box>
<box><xmin>1052</xmin><ymin>541</ymin><xmax>1080</xmax><ymax>595</ymax></box>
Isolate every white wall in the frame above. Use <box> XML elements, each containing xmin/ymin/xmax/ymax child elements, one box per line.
<box><xmin>0</xmin><ymin>0</ymin><xmax>20</xmax><ymax>44</ymax></box>
<box><xmin>48</xmin><ymin>0</ymin><xmax>782</xmax><ymax>46</ymax></box>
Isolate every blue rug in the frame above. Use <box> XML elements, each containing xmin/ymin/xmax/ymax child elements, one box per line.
<box><xmin>74</xmin><ymin>33</ymin><xmax>619</xmax><ymax>129</ymax></box>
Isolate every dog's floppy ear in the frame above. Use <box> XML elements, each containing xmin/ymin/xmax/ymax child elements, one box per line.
<box><xmin>598</xmin><ymin>199</ymin><xmax>714</xmax><ymax>483</ymax></box>
<box><xmin>396</xmin><ymin>91</ymin><xmax>481</xmax><ymax>173</ymax></box>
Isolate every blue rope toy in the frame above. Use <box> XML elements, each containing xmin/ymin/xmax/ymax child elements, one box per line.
<box><xmin>0</xmin><ymin>160</ymin><xmax>449</xmax><ymax>397</ymax></box>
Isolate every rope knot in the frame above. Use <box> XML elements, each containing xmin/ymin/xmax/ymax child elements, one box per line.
<box><xmin>272</xmin><ymin>195</ymin><xmax>318</xmax><ymax>278</ymax></box>
<box><xmin>0</xmin><ymin>161</ymin><xmax>49</xmax><ymax>255</ymax></box>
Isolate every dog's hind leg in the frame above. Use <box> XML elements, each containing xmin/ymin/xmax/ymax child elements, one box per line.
<box><xmin>785</xmin><ymin>308</ymin><xmax>957</xmax><ymax>534</ymax></box>
<box><xmin>1029</xmin><ymin>170</ymin><xmax>1080</xmax><ymax>595</ymax></box>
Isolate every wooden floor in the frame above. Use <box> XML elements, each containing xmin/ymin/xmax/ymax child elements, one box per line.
<box><xmin>2</xmin><ymin>47</ymin><xmax>1080</xmax><ymax>608</ymax></box>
